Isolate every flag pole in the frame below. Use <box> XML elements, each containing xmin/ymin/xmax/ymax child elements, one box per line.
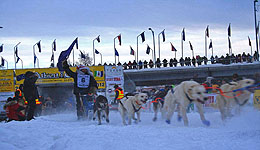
<box><xmin>181</xmin><ymin>29</ymin><xmax>184</xmax><ymax>58</ymax></box>
<box><xmin>73</xmin><ymin>48</ymin><xmax>74</xmax><ymax>66</ymax></box>
<box><xmin>93</xmin><ymin>39</ymin><xmax>95</xmax><ymax>66</ymax></box>
<box><xmin>52</xmin><ymin>39</ymin><xmax>55</xmax><ymax>66</ymax></box>
<box><xmin>33</xmin><ymin>44</ymin><xmax>36</xmax><ymax>68</ymax></box>
<box><xmin>100</xmin><ymin>53</ymin><xmax>102</xmax><ymax>65</ymax></box>
<box><xmin>148</xmin><ymin>28</ymin><xmax>156</xmax><ymax>67</ymax></box>
<box><xmin>254</xmin><ymin>0</ymin><xmax>259</xmax><ymax>61</ymax></box>
<box><xmin>175</xmin><ymin>51</ymin><xmax>176</xmax><ymax>59</ymax></box>
<box><xmin>20</xmin><ymin>59</ymin><xmax>23</xmax><ymax>69</ymax></box>
<box><xmin>205</xmin><ymin>29</ymin><xmax>207</xmax><ymax>58</ymax></box>
<box><xmin>137</xmin><ymin>35</ymin><xmax>139</xmax><ymax>63</ymax></box>
<box><xmin>158</xmin><ymin>32</ymin><xmax>161</xmax><ymax>61</ymax></box>
<box><xmin>114</xmin><ymin>37</ymin><xmax>116</xmax><ymax>64</ymax></box>
<box><xmin>14</xmin><ymin>42</ymin><xmax>21</xmax><ymax>70</ymax></box>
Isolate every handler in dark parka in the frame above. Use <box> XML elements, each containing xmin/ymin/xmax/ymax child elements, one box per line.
<box><xmin>23</xmin><ymin>71</ymin><xmax>39</xmax><ymax>121</ymax></box>
<box><xmin>62</xmin><ymin>60</ymin><xmax>98</xmax><ymax>120</ymax></box>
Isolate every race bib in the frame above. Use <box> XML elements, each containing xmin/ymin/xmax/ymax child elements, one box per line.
<box><xmin>77</xmin><ymin>74</ymin><xmax>90</xmax><ymax>88</ymax></box>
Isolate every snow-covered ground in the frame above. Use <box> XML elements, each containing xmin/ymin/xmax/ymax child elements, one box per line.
<box><xmin>0</xmin><ymin>107</ymin><xmax>260</xmax><ymax>150</ymax></box>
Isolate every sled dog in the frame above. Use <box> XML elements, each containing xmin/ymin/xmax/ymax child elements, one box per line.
<box><xmin>118</xmin><ymin>93</ymin><xmax>148</xmax><ymax>125</ymax></box>
<box><xmin>93</xmin><ymin>95</ymin><xmax>109</xmax><ymax>125</ymax></box>
<box><xmin>163</xmin><ymin>81</ymin><xmax>210</xmax><ymax>126</ymax></box>
<box><xmin>215</xmin><ymin>79</ymin><xmax>255</xmax><ymax>121</ymax></box>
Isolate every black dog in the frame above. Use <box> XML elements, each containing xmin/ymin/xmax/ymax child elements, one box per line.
<box><xmin>93</xmin><ymin>95</ymin><xmax>109</xmax><ymax>125</ymax></box>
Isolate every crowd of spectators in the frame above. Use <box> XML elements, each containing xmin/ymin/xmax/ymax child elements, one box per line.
<box><xmin>106</xmin><ymin>51</ymin><xmax>259</xmax><ymax>70</ymax></box>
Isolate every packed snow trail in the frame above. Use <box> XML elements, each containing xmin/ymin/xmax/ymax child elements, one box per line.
<box><xmin>0</xmin><ymin>108</ymin><xmax>260</xmax><ymax>150</ymax></box>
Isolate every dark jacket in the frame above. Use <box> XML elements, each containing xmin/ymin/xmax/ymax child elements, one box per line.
<box><xmin>63</xmin><ymin>66</ymin><xmax>98</xmax><ymax>95</ymax></box>
<box><xmin>23</xmin><ymin>74</ymin><xmax>39</xmax><ymax>102</ymax></box>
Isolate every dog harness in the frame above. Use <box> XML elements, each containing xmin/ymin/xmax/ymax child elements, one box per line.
<box><xmin>233</xmin><ymin>93</ymin><xmax>249</xmax><ymax>106</ymax></box>
<box><xmin>132</xmin><ymin>101</ymin><xmax>142</xmax><ymax>112</ymax></box>
<box><xmin>184</xmin><ymin>92</ymin><xmax>204</xmax><ymax>104</ymax></box>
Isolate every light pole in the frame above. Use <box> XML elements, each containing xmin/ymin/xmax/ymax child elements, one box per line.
<box><xmin>14</xmin><ymin>42</ymin><xmax>21</xmax><ymax>70</ymax></box>
<box><xmin>148</xmin><ymin>28</ymin><xmax>156</xmax><ymax>66</ymax></box>
<box><xmin>158</xmin><ymin>29</ymin><xmax>165</xmax><ymax>61</ymax></box>
<box><xmin>254</xmin><ymin>0</ymin><xmax>259</xmax><ymax>61</ymax></box>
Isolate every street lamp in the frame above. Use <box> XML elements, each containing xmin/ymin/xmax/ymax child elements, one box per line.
<box><xmin>148</xmin><ymin>28</ymin><xmax>156</xmax><ymax>66</ymax></box>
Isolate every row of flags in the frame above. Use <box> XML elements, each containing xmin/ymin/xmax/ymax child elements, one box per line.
<box><xmin>0</xmin><ymin>24</ymin><xmax>255</xmax><ymax>68</ymax></box>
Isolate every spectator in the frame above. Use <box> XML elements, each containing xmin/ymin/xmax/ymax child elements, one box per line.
<box><xmin>192</xmin><ymin>57</ymin><xmax>196</xmax><ymax>67</ymax></box>
<box><xmin>231</xmin><ymin>54</ymin><xmax>236</xmax><ymax>63</ymax></box>
<box><xmin>187</xmin><ymin>57</ymin><xmax>191</xmax><ymax>66</ymax></box>
<box><xmin>184</xmin><ymin>57</ymin><xmax>189</xmax><ymax>66</ymax></box>
<box><xmin>123</xmin><ymin>62</ymin><xmax>127</xmax><ymax>70</ymax></box>
<box><xmin>203</xmin><ymin>56</ymin><xmax>208</xmax><ymax>65</ymax></box>
<box><xmin>173</xmin><ymin>58</ymin><xmax>178</xmax><ymax>67</ymax></box>
<box><xmin>156</xmin><ymin>58</ymin><xmax>161</xmax><ymax>68</ymax></box>
<box><xmin>143</xmin><ymin>60</ymin><xmax>148</xmax><ymax>69</ymax></box>
<box><xmin>242</xmin><ymin>52</ymin><xmax>247</xmax><ymax>62</ymax></box>
<box><xmin>179</xmin><ymin>57</ymin><xmax>184</xmax><ymax>66</ymax></box>
<box><xmin>128</xmin><ymin>61</ymin><xmax>132</xmax><ymax>69</ymax></box>
<box><xmin>103</xmin><ymin>62</ymin><xmax>107</xmax><ymax>66</ymax></box>
<box><xmin>210</xmin><ymin>56</ymin><xmax>215</xmax><ymax>64</ymax></box>
<box><xmin>215</xmin><ymin>55</ymin><xmax>219</xmax><ymax>63</ymax></box>
<box><xmin>247</xmin><ymin>53</ymin><xmax>253</xmax><ymax>63</ymax></box>
<box><xmin>149</xmin><ymin>59</ymin><xmax>154</xmax><ymax>68</ymax></box>
<box><xmin>196</xmin><ymin>55</ymin><xmax>202</xmax><ymax>66</ymax></box>
<box><xmin>169</xmin><ymin>58</ymin><xmax>174</xmax><ymax>67</ymax></box>
<box><xmin>117</xmin><ymin>62</ymin><xmax>121</xmax><ymax>66</ymax></box>
<box><xmin>132</xmin><ymin>60</ymin><xmax>137</xmax><ymax>69</ymax></box>
<box><xmin>162</xmin><ymin>59</ymin><xmax>168</xmax><ymax>67</ymax></box>
<box><xmin>138</xmin><ymin>60</ymin><xmax>143</xmax><ymax>69</ymax></box>
<box><xmin>237</xmin><ymin>54</ymin><xmax>242</xmax><ymax>63</ymax></box>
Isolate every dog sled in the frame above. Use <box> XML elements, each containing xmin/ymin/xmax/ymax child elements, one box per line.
<box><xmin>80</xmin><ymin>94</ymin><xmax>95</xmax><ymax>120</ymax></box>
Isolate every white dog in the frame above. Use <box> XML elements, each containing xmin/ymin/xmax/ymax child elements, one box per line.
<box><xmin>118</xmin><ymin>93</ymin><xmax>148</xmax><ymax>125</ymax></box>
<box><xmin>163</xmin><ymin>81</ymin><xmax>210</xmax><ymax>126</ymax></box>
<box><xmin>215</xmin><ymin>79</ymin><xmax>255</xmax><ymax>121</ymax></box>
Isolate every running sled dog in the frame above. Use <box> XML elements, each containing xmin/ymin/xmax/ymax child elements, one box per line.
<box><xmin>163</xmin><ymin>81</ymin><xmax>210</xmax><ymax>126</ymax></box>
<box><xmin>118</xmin><ymin>93</ymin><xmax>148</xmax><ymax>125</ymax></box>
<box><xmin>215</xmin><ymin>79</ymin><xmax>255</xmax><ymax>121</ymax></box>
<box><xmin>93</xmin><ymin>95</ymin><xmax>109</xmax><ymax>125</ymax></box>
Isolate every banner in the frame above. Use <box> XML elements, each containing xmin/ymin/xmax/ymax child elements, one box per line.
<box><xmin>15</xmin><ymin>66</ymin><xmax>105</xmax><ymax>89</ymax></box>
<box><xmin>105</xmin><ymin>66</ymin><xmax>124</xmax><ymax>103</ymax></box>
<box><xmin>254</xmin><ymin>89</ymin><xmax>260</xmax><ymax>110</ymax></box>
<box><xmin>0</xmin><ymin>70</ymin><xmax>14</xmax><ymax>92</ymax></box>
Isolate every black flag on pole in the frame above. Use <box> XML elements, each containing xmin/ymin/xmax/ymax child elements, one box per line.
<box><xmin>53</xmin><ymin>40</ymin><xmax>56</xmax><ymax>51</ymax></box>
<box><xmin>189</xmin><ymin>41</ymin><xmax>193</xmax><ymax>51</ymax></box>
<box><xmin>205</xmin><ymin>26</ymin><xmax>209</xmax><ymax>37</ymax></box>
<box><xmin>228</xmin><ymin>24</ymin><xmax>231</xmax><ymax>37</ymax></box>
<box><xmin>182</xmin><ymin>28</ymin><xmax>185</xmax><ymax>41</ymax></box>
<box><xmin>248</xmin><ymin>36</ymin><xmax>251</xmax><ymax>46</ymax></box>
<box><xmin>140</xmin><ymin>32</ymin><xmax>145</xmax><ymax>43</ymax></box>
<box><xmin>80</xmin><ymin>50</ymin><xmax>86</xmax><ymax>59</ymax></box>
<box><xmin>162</xmin><ymin>30</ymin><xmax>166</xmax><ymax>42</ymax></box>
<box><xmin>146</xmin><ymin>45</ymin><xmax>151</xmax><ymax>54</ymax></box>
<box><xmin>96</xmin><ymin>35</ymin><xmax>101</xmax><ymax>43</ymax></box>
<box><xmin>37</xmin><ymin>41</ymin><xmax>41</xmax><ymax>53</ymax></box>
<box><xmin>1</xmin><ymin>57</ymin><xmax>4</xmax><ymax>66</ymax></box>
<box><xmin>0</xmin><ymin>44</ymin><xmax>3</xmax><ymax>53</ymax></box>
<box><xmin>209</xmin><ymin>40</ymin><xmax>213</xmax><ymax>49</ymax></box>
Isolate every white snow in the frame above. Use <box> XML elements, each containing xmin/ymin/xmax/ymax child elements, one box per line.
<box><xmin>1</xmin><ymin>107</ymin><xmax>260</xmax><ymax>150</ymax></box>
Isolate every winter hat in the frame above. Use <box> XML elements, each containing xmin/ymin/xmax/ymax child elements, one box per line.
<box><xmin>25</xmin><ymin>71</ymin><xmax>35</xmax><ymax>78</ymax></box>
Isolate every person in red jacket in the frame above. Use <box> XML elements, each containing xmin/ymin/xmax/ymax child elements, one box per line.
<box><xmin>4</xmin><ymin>97</ymin><xmax>26</xmax><ymax>122</ymax></box>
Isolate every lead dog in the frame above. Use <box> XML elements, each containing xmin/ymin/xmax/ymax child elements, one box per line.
<box><xmin>215</xmin><ymin>79</ymin><xmax>255</xmax><ymax>121</ymax></box>
<box><xmin>93</xmin><ymin>95</ymin><xmax>109</xmax><ymax>125</ymax></box>
<box><xmin>163</xmin><ymin>81</ymin><xmax>210</xmax><ymax>126</ymax></box>
<box><xmin>118</xmin><ymin>93</ymin><xmax>148</xmax><ymax>125</ymax></box>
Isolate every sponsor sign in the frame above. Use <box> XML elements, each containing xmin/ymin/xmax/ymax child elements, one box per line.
<box><xmin>254</xmin><ymin>89</ymin><xmax>260</xmax><ymax>110</ymax></box>
<box><xmin>14</xmin><ymin>66</ymin><xmax>105</xmax><ymax>89</ymax></box>
<box><xmin>105</xmin><ymin>66</ymin><xmax>124</xmax><ymax>103</ymax></box>
<box><xmin>0</xmin><ymin>70</ymin><xmax>14</xmax><ymax>92</ymax></box>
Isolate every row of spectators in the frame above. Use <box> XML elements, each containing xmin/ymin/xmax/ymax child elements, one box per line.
<box><xmin>108</xmin><ymin>51</ymin><xmax>258</xmax><ymax>70</ymax></box>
